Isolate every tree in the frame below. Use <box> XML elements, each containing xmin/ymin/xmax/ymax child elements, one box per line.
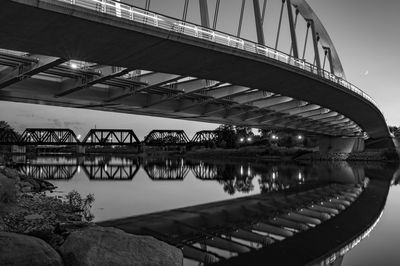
<box><xmin>215</xmin><ymin>124</ymin><xmax>237</xmax><ymax>148</ymax></box>
<box><xmin>0</xmin><ymin>121</ymin><xmax>20</xmax><ymax>149</ymax></box>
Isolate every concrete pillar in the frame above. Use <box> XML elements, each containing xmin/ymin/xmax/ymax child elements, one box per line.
<box><xmin>11</xmin><ymin>145</ymin><xmax>26</xmax><ymax>154</ymax></box>
<box><xmin>76</xmin><ymin>145</ymin><xmax>86</xmax><ymax>154</ymax></box>
<box><xmin>319</xmin><ymin>137</ymin><xmax>365</xmax><ymax>153</ymax></box>
<box><xmin>77</xmin><ymin>156</ymin><xmax>85</xmax><ymax>165</ymax></box>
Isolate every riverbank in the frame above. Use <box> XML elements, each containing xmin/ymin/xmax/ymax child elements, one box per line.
<box><xmin>183</xmin><ymin>146</ymin><xmax>399</xmax><ymax>163</ymax></box>
<box><xmin>0</xmin><ymin>165</ymin><xmax>183</xmax><ymax>265</ymax></box>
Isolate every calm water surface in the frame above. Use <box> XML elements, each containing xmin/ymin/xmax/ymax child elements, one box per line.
<box><xmin>11</xmin><ymin>155</ymin><xmax>400</xmax><ymax>265</ymax></box>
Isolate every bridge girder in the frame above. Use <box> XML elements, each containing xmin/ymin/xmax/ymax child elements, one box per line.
<box><xmin>0</xmin><ymin>0</ymin><xmax>388</xmax><ymax>139</ymax></box>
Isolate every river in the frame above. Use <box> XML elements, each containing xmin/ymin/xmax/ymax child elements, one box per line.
<box><xmin>9</xmin><ymin>154</ymin><xmax>400</xmax><ymax>265</ymax></box>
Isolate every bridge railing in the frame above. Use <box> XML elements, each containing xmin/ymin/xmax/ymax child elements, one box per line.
<box><xmin>55</xmin><ymin>0</ymin><xmax>379</xmax><ymax>112</ymax></box>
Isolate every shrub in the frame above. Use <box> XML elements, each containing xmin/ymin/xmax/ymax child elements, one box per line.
<box><xmin>65</xmin><ymin>190</ymin><xmax>95</xmax><ymax>221</ymax></box>
<box><xmin>382</xmin><ymin>149</ymin><xmax>399</xmax><ymax>161</ymax></box>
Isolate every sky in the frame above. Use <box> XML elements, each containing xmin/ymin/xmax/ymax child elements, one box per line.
<box><xmin>0</xmin><ymin>0</ymin><xmax>399</xmax><ymax>138</ymax></box>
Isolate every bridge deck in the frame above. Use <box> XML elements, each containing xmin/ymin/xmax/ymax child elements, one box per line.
<box><xmin>0</xmin><ymin>0</ymin><xmax>390</xmax><ymax>140</ymax></box>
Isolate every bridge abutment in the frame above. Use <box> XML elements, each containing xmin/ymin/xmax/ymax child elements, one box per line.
<box><xmin>319</xmin><ymin>137</ymin><xmax>365</xmax><ymax>153</ymax></box>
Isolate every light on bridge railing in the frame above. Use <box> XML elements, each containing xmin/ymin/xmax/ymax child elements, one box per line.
<box><xmin>58</xmin><ymin>0</ymin><xmax>380</xmax><ymax>114</ymax></box>
<box><xmin>70</xmin><ymin>62</ymin><xmax>79</xmax><ymax>69</ymax></box>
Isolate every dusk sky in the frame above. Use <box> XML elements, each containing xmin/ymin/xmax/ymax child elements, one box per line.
<box><xmin>0</xmin><ymin>0</ymin><xmax>399</xmax><ymax>138</ymax></box>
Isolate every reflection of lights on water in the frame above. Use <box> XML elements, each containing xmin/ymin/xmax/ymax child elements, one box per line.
<box><xmin>271</xmin><ymin>135</ymin><xmax>279</xmax><ymax>140</ymax></box>
<box><xmin>77</xmin><ymin>166</ymin><xmax>81</xmax><ymax>173</ymax></box>
<box><xmin>272</xmin><ymin>172</ymin><xmax>276</xmax><ymax>180</ymax></box>
<box><xmin>240</xmin><ymin>165</ymin><xmax>244</xmax><ymax>175</ymax></box>
<box><xmin>247</xmin><ymin>167</ymin><xmax>251</xmax><ymax>176</ymax></box>
<box><xmin>319</xmin><ymin>211</ymin><xmax>383</xmax><ymax>265</ymax></box>
<box><xmin>104</xmin><ymin>165</ymin><xmax>108</xmax><ymax>171</ymax></box>
<box><xmin>298</xmin><ymin>171</ymin><xmax>302</xmax><ymax>180</ymax></box>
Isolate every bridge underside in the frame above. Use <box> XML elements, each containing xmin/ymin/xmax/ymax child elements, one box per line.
<box><xmin>0</xmin><ymin>49</ymin><xmax>363</xmax><ymax>137</ymax></box>
<box><xmin>0</xmin><ymin>0</ymin><xmax>390</xmax><ymax>140</ymax></box>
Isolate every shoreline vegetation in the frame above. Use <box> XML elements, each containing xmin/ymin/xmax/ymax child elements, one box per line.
<box><xmin>0</xmin><ymin>165</ymin><xmax>183</xmax><ymax>265</ymax></box>
<box><xmin>139</xmin><ymin>145</ymin><xmax>400</xmax><ymax>163</ymax></box>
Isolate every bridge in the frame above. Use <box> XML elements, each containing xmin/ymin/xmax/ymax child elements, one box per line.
<box><xmin>0</xmin><ymin>0</ymin><xmax>393</xmax><ymax>152</ymax></box>
<box><xmin>0</xmin><ymin>128</ymin><xmax>222</xmax><ymax>147</ymax></box>
<box><xmin>17</xmin><ymin>157</ymin><xmax>141</xmax><ymax>180</ymax></box>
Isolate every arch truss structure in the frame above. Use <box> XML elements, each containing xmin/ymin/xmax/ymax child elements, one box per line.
<box><xmin>144</xmin><ymin>130</ymin><xmax>191</xmax><ymax>146</ymax></box>
<box><xmin>20</xmin><ymin>128</ymin><xmax>80</xmax><ymax>145</ymax></box>
<box><xmin>83</xmin><ymin>129</ymin><xmax>140</xmax><ymax>146</ymax></box>
<box><xmin>0</xmin><ymin>0</ymin><xmax>391</xmax><ymax>141</ymax></box>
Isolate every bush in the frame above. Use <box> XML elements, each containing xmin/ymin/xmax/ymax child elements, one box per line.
<box><xmin>382</xmin><ymin>149</ymin><xmax>399</xmax><ymax>161</ymax></box>
<box><xmin>65</xmin><ymin>190</ymin><xmax>95</xmax><ymax>221</ymax></box>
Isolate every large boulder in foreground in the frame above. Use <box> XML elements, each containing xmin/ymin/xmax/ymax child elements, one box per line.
<box><xmin>59</xmin><ymin>226</ymin><xmax>183</xmax><ymax>266</ymax></box>
<box><xmin>0</xmin><ymin>232</ymin><xmax>63</xmax><ymax>266</ymax></box>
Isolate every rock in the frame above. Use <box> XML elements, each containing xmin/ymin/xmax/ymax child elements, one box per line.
<box><xmin>0</xmin><ymin>173</ymin><xmax>17</xmax><ymax>203</ymax></box>
<box><xmin>1</xmin><ymin>167</ymin><xmax>23</xmax><ymax>179</ymax></box>
<box><xmin>21</xmin><ymin>186</ymin><xmax>32</xmax><ymax>192</ymax></box>
<box><xmin>25</xmin><ymin>213</ymin><xmax>44</xmax><ymax>220</ymax></box>
<box><xmin>0</xmin><ymin>232</ymin><xmax>63</xmax><ymax>266</ymax></box>
<box><xmin>59</xmin><ymin>226</ymin><xmax>183</xmax><ymax>266</ymax></box>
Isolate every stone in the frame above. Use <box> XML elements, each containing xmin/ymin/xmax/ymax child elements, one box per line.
<box><xmin>25</xmin><ymin>213</ymin><xmax>44</xmax><ymax>220</ymax></box>
<box><xmin>59</xmin><ymin>226</ymin><xmax>183</xmax><ymax>266</ymax></box>
<box><xmin>1</xmin><ymin>167</ymin><xmax>23</xmax><ymax>179</ymax></box>
<box><xmin>21</xmin><ymin>186</ymin><xmax>32</xmax><ymax>192</ymax></box>
<box><xmin>0</xmin><ymin>231</ymin><xmax>63</xmax><ymax>266</ymax></box>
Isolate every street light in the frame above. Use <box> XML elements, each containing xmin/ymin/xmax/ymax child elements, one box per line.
<box><xmin>297</xmin><ymin>135</ymin><xmax>303</xmax><ymax>140</ymax></box>
<box><xmin>240</xmin><ymin>137</ymin><xmax>244</xmax><ymax>142</ymax></box>
<box><xmin>247</xmin><ymin>137</ymin><xmax>252</xmax><ymax>142</ymax></box>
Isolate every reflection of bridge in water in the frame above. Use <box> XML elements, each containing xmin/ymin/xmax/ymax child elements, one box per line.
<box><xmin>16</xmin><ymin>157</ymin><xmax>327</xmax><ymax>194</ymax></box>
<box><xmin>99</xmin><ymin>178</ymin><xmax>387</xmax><ymax>265</ymax></box>
<box><xmin>16</xmin><ymin>157</ymin><xmax>140</xmax><ymax>180</ymax></box>
<box><xmin>14</xmin><ymin>156</ymin><xmax>374</xmax><ymax>196</ymax></box>
<box><xmin>143</xmin><ymin>158</ymin><xmax>190</xmax><ymax>180</ymax></box>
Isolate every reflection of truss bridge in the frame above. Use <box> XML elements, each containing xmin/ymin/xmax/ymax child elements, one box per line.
<box><xmin>16</xmin><ymin>158</ymin><xmax>140</xmax><ymax>180</ymax></box>
<box><xmin>17</xmin><ymin>164</ymin><xmax>78</xmax><ymax>180</ymax></box>
<box><xmin>143</xmin><ymin>159</ymin><xmax>189</xmax><ymax>180</ymax></box>
<box><xmin>191</xmin><ymin>162</ymin><xmax>220</xmax><ymax>180</ymax></box>
<box><xmin>82</xmin><ymin>163</ymin><xmax>140</xmax><ymax>180</ymax></box>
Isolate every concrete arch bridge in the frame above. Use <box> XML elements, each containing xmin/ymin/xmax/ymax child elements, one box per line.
<box><xmin>0</xmin><ymin>0</ymin><xmax>393</xmax><ymax>151</ymax></box>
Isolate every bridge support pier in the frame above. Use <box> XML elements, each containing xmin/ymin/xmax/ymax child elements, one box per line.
<box><xmin>76</xmin><ymin>145</ymin><xmax>86</xmax><ymax>154</ymax></box>
<box><xmin>319</xmin><ymin>137</ymin><xmax>365</xmax><ymax>153</ymax></box>
<box><xmin>11</xmin><ymin>145</ymin><xmax>26</xmax><ymax>154</ymax></box>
